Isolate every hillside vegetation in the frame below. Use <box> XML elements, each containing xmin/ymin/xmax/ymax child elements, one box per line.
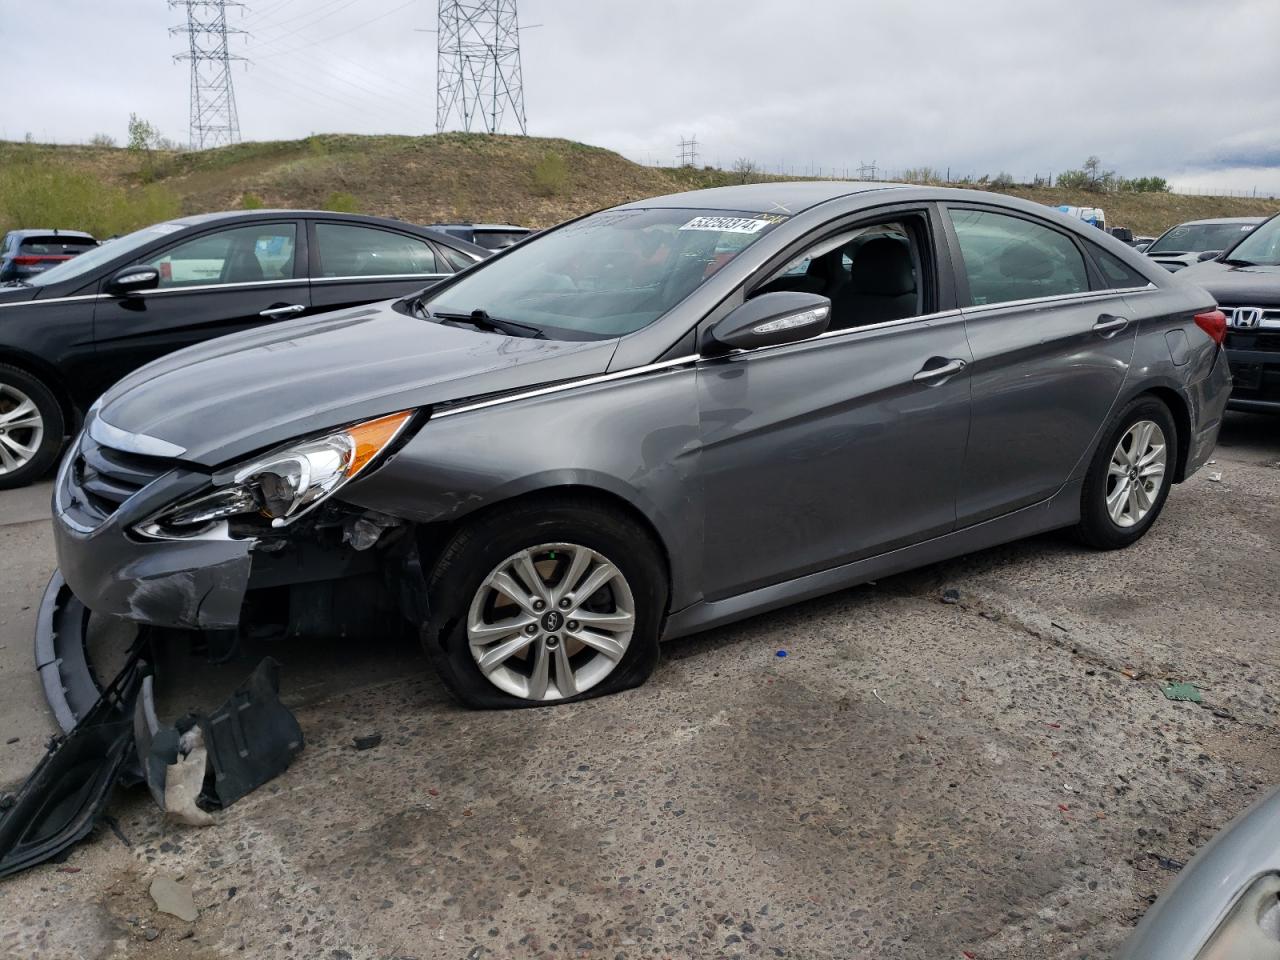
<box><xmin>1</xmin><ymin>133</ymin><xmax>1275</xmax><ymax>238</ymax></box>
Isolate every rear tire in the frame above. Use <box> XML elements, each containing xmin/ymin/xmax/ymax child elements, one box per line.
<box><xmin>422</xmin><ymin>498</ymin><xmax>667</xmax><ymax>709</ymax></box>
<box><xmin>0</xmin><ymin>363</ymin><xmax>65</xmax><ymax>490</ymax></box>
<box><xmin>1076</xmin><ymin>396</ymin><xmax>1178</xmax><ymax>550</ymax></box>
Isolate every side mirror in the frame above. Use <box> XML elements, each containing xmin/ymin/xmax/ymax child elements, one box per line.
<box><xmin>105</xmin><ymin>265</ymin><xmax>160</xmax><ymax>296</ymax></box>
<box><xmin>1197</xmin><ymin>250</ymin><xmax>1222</xmax><ymax>262</ymax></box>
<box><xmin>706</xmin><ymin>291</ymin><xmax>831</xmax><ymax>352</ymax></box>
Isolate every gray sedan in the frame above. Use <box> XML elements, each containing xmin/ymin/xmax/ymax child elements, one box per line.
<box><xmin>46</xmin><ymin>182</ymin><xmax>1232</xmax><ymax>711</ymax></box>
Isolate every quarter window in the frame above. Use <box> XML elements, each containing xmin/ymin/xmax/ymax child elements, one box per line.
<box><xmin>315</xmin><ymin>223</ymin><xmax>440</xmax><ymax>278</ymax></box>
<box><xmin>949</xmin><ymin>209</ymin><xmax>1088</xmax><ymax>306</ymax></box>
<box><xmin>1088</xmin><ymin>244</ymin><xmax>1149</xmax><ymax>289</ymax></box>
<box><xmin>146</xmin><ymin>224</ymin><xmax>298</xmax><ymax>287</ymax></box>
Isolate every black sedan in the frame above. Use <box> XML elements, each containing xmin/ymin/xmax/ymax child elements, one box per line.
<box><xmin>0</xmin><ymin>210</ymin><xmax>487</xmax><ymax>488</ymax></box>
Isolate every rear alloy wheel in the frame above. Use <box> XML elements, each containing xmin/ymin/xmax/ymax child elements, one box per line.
<box><xmin>0</xmin><ymin>365</ymin><xmax>65</xmax><ymax>490</ymax></box>
<box><xmin>424</xmin><ymin>500</ymin><xmax>666</xmax><ymax>708</ymax></box>
<box><xmin>1076</xmin><ymin>396</ymin><xmax>1178</xmax><ymax>550</ymax></box>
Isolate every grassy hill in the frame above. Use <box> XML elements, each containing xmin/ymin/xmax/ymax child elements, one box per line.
<box><xmin>1</xmin><ymin>133</ymin><xmax>1276</xmax><ymax>239</ymax></box>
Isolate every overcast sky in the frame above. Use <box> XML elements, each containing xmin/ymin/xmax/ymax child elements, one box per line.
<box><xmin>2</xmin><ymin>0</ymin><xmax>1278</xmax><ymax>195</ymax></box>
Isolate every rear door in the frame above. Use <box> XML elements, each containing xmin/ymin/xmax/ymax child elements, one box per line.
<box><xmin>307</xmin><ymin>220</ymin><xmax>453</xmax><ymax>313</ymax></box>
<box><xmin>943</xmin><ymin>204</ymin><xmax>1138</xmax><ymax>526</ymax></box>
<box><xmin>91</xmin><ymin>220</ymin><xmax>308</xmax><ymax>396</ymax></box>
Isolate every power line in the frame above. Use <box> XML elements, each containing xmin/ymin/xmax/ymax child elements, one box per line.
<box><xmin>436</xmin><ymin>0</ymin><xmax>529</xmax><ymax>134</ymax></box>
<box><xmin>169</xmin><ymin>0</ymin><xmax>249</xmax><ymax>149</ymax></box>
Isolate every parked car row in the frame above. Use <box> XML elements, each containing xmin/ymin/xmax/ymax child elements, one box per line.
<box><xmin>0</xmin><ymin>211</ymin><xmax>493</xmax><ymax>488</ymax></box>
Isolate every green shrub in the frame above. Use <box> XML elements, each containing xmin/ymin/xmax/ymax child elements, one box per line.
<box><xmin>323</xmin><ymin>190</ymin><xmax>360</xmax><ymax>213</ymax></box>
<box><xmin>0</xmin><ymin>165</ymin><xmax>180</xmax><ymax>237</ymax></box>
<box><xmin>532</xmin><ymin>153</ymin><xmax>568</xmax><ymax>196</ymax></box>
<box><xmin>241</xmin><ymin>193</ymin><xmax>265</xmax><ymax>209</ymax></box>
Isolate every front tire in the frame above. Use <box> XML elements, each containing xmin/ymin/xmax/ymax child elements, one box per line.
<box><xmin>0</xmin><ymin>364</ymin><xmax>65</xmax><ymax>490</ymax></box>
<box><xmin>1076</xmin><ymin>396</ymin><xmax>1177</xmax><ymax>550</ymax></box>
<box><xmin>422</xmin><ymin>498</ymin><xmax>667</xmax><ymax>709</ymax></box>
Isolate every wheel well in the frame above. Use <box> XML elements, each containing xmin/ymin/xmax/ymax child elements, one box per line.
<box><xmin>1141</xmin><ymin>386</ymin><xmax>1192</xmax><ymax>482</ymax></box>
<box><xmin>0</xmin><ymin>350</ymin><xmax>77</xmax><ymax>436</ymax></box>
<box><xmin>416</xmin><ymin>485</ymin><xmax>675</xmax><ymax>602</ymax></box>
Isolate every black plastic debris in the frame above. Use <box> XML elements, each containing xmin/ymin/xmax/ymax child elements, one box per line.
<box><xmin>0</xmin><ymin>650</ymin><xmax>147</xmax><ymax>879</ymax></box>
<box><xmin>199</xmin><ymin>658</ymin><xmax>304</xmax><ymax>809</ymax></box>
<box><xmin>353</xmin><ymin>734</ymin><xmax>383</xmax><ymax>751</ymax></box>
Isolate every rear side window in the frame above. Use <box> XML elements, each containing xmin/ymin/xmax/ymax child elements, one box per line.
<box><xmin>949</xmin><ymin>208</ymin><xmax>1089</xmax><ymax>306</ymax></box>
<box><xmin>146</xmin><ymin>224</ymin><xmax>298</xmax><ymax>287</ymax></box>
<box><xmin>1087</xmin><ymin>244</ymin><xmax>1149</xmax><ymax>289</ymax></box>
<box><xmin>315</xmin><ymin>223</ymin><xmax>440</xmax><ymax>277</ymax></box>
<box><xmin>19</xmin><ymin>236</ymin><xmax>96</xmax><ymax>254</ymax></box>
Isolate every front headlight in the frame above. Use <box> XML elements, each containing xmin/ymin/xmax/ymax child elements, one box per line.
<box><xmin>141</xmin><ymin>410</ymin><xmax>414</xmax><ymax>538</ymax></box>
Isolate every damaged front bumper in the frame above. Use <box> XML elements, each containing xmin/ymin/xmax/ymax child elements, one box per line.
<box><xmin>52</xmin><ymin>450</ymin><xmax>256</xmax><ymax>631</ymax></box>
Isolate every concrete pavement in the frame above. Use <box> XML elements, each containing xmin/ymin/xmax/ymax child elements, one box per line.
<box><xmin>0</xmin><ymin>413</ymin><xmax>1276</xmax><ymax>960</ymax></box>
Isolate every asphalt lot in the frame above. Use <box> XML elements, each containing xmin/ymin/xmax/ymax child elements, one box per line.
<box><xmin>0</xmin><ymin>412</ymin><xmax>1277</xmax><ymax>960</ymax></box>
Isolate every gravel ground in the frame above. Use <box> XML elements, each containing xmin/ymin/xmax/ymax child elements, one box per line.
<box><xmin>0</xmin><ymin>412</ymin><xmax>1276</xmax><ymax>960</ymax></box>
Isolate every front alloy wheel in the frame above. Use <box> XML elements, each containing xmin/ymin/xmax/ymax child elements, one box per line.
<box><xmin>1105</xmin><ymin>420</ymin><xmax>1166</xmax><ymax>528</ymax></box>
<box><xmin>423</xmin><ymin>498</ymin><xmax>666</xmax><ymax>709</ymax></box>
<box><xmin>467</xmin><ymin>543</ymin><xmax>635</xmax><ymax>701</ymax></box>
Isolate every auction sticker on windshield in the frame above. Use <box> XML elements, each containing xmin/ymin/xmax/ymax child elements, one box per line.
<box><xmin>679</xmin><ymin>216</ymin><xmax>777</xmax><ymax>234</ymax></box>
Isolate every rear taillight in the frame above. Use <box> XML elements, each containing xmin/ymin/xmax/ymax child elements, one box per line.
<box><xmin>1193</xmin><ymin>309</ymin><xmax>1227</xmax><ymax>345</ymax></box>
<box><xmin>11</xmin><ymin>255</ymin><xmax>72</xmax><ymax>266</ymax></box>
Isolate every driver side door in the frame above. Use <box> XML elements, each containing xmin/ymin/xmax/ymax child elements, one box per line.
<box><xmin>695</xmin><ymin>206</ymin><xmax>973</xmax><ymax>601</ymax></box>
<box><xmin>90</xmin><ymin>220</ymin><xmax>309</xmax><ymax>397</ymax></box>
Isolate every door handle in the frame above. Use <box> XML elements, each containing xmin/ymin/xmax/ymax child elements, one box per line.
<box><xmin>913</xmin><ymin>358</ymin><xmax>967</xmax><ymax>383</ymax></box>
<box><xmin>1092</xmin><ymin>314</ymin><xmax>1130</xmax><ymax>337</ymax></box>
<box><xmin>259</xmin><ymin>304</ymin><xmax>306</xmax><ymax>318</ymax></box>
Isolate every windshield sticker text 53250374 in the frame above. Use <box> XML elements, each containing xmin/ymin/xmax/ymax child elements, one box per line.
<box><xmin>679</xmin><ymin>216</ymin><xmax>776</xmax><ymax>234</ymax></box>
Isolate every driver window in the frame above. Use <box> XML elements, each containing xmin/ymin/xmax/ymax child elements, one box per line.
<box><xmin>146</xmin><ymin>223</ymin><xmax>298</xmax><ymax>288</ymax></box>
<box><xmin>753</xmin><ymin>220</ymin><xmax>924</xmax><ymax>331</ymax></box>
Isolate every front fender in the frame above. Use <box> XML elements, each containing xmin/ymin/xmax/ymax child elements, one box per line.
<box><xmin>339</xmin><ymin>366</ymin><xmax>703</xmax><ymax>610</ymax></box>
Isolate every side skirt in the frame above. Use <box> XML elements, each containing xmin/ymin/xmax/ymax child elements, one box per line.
<box><xmin>662</xmin><ymin>479</ymin><xmax>1082</xmax><ymax>640</ymax></box>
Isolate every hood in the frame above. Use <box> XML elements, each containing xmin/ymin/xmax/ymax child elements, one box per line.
<box><xmin>1175</xmin><ymin>259</ymin><xmax>1280</xmax><ymax>305</ymax></box>
<box><xmin>96</xmin><ymin>300</ymin><xmax>617</xmax><ymax>466</ymax></box>
<box><xmin>0</xmin><ymin>284</ymin><xmax>39</xmax><ymax>306</ymax></box>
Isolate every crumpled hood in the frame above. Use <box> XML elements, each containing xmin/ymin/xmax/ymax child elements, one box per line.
<box><xmin>96</xmin><ymin>300</ymin><xmax>616</xmax><ymax>466</ymax></box>
<box><xmin>1176</xmin><ymin>260</ymin><xmax>1280</xmax><ymax>304</ymax></box>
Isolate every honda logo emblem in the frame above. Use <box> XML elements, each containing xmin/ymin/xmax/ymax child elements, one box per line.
<box><xmin>1231</xmin><ymin>307</ymin><xmax>1264</xmax><ymax>329</ymax></box>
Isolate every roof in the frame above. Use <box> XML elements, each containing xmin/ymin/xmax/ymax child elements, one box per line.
<box><xmin>1176</xmin><ymin>217</ymin><xmax>1267</xmax><ymax>226</ymax></box>
<box><xmin>430</xmin><ymin>223</ymin><xmax>531</xmax><ymax>231</ymax></box>
<box><xmin>618</xmin><ymin>181</ymin><xmax>907</xmax><ymax>214</ymax></box>
<box><xmin>8</xmin><ymin>228</ymin><xmax>95</xmax><ymax>238</ymax></box>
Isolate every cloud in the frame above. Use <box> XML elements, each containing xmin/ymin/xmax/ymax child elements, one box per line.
<box><xmin>1</xmin><ymin>0</ymin><xmax>1277</xmax><ymax>192</ymax></box>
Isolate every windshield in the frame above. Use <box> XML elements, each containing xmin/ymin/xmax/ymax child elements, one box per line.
<box><xmin>424</xmin><ymin>207</ymin><xmax>786</xmax><ymax>339</ymax></box>
<box><xmin>1220</xmin><ymin>215</ymin><xmax>1280</xmax><ymax>266</ymax></box>
<box><xmin>26</xmin><ymin>221</ymin><xmax>187</xmax><ymax>286</ymax></box>
<box><xmin>1147</xmin><ymin>221</ymin><xmax>1258</xmax><ymax>256</ymax></box>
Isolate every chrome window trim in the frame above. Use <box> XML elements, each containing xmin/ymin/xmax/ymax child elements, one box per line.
<box><xmin>428</xmin><ymin>283</ymin><xmax>1159</xmax><ymax>420</ymax></box>
<box><xmin>88</xmin><ymin>415</ymin><xmax>187</xmax><ymax>458</ymax></box>
<box><xmin>0</xmin><ymin>294</ymin><xmax>106</xmax><ymax>309</ymax></box>
<box><xmin>311</xmin><ymin>273</ymin><xmax>449</xmax><ymax>284</ymax></box>
<box><xmin>961</xmin><ymin>283</ymin><xmax>1156</xmax><ymax>315</ymax></box>
<box><xmin>137</xmin><ymin>277</ymin><xmax>310</xmax><ymax>296</ymax></box>
<box><xmin>432</xmin><ymin>356</ymin><xmax>700</xmax><ymax>419</ymax></box>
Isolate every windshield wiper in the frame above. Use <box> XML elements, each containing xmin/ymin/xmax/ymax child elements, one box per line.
<box><xmin>432</xmin><ymin>308</ymin><xmax>547</xmax><ymax>339</ymax></box>
<box><xmin>1</xmin><ymin>279</ymin><xmax>32</xmax><ymax>288</ymax></box>
<box><xmin>1221</xmin><ymin>257</ymin><xmax>1258</xmax><ymax>267</ymax></box>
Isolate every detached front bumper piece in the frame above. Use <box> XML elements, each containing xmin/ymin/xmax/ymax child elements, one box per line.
<box><xmin>0</xmin><ymin>648</ymin><xmax>147</xmax><ymax>880</ymax></box>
